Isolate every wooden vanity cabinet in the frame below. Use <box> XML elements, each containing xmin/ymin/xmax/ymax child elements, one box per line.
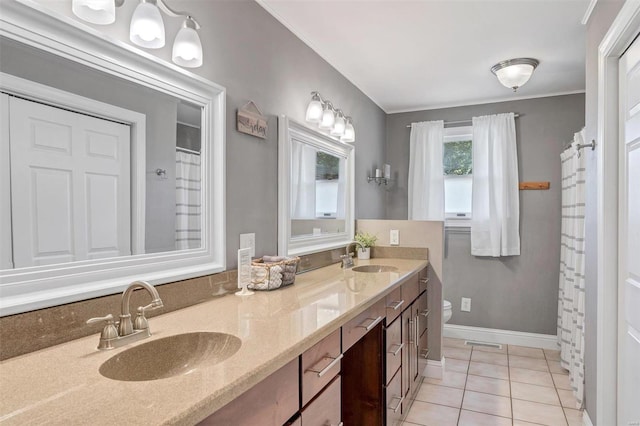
<box><xmin>300</xmin><ymin>375</ymin><xmax>341</xmax><ymax>426</ymax></box>
<box><xmin>301</xmin><ymin>328</ymin><xmax>341</xmax><ymax>406</ymax></box>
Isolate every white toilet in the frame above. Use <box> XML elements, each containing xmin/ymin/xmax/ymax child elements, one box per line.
<box><xmin>443</xmin><ymin>300</ymin><xmax>452</xmax><ymax>323</ymax></box>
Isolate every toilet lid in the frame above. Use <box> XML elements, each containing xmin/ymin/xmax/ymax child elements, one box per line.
<box><xmin>443</xmin><ymin>300</ymin><xmax>451</xmax><ymax>309</ymax></box>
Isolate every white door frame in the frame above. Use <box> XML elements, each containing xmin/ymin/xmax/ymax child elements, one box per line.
<box><xmin>596</xmin><ymin>2</ymin><xmax>640</xmax><ymax>425</ymax></box>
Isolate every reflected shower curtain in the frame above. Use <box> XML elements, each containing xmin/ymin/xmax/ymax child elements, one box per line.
<box><xmin>557</xmin><ymin>129</ymin><xmax>586</xmax><ymax>408</ymax></box>
<box><xmin>175</xmin><ymin>151</ymin><xmax>201</xmax><ymax>249</ymax></box>
<box><xmin>291</xmin><ymin>140</ymin><xmax>316</xmax><ymax>219</ymax></box>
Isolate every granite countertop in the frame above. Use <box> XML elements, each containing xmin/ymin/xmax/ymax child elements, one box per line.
<box><xmin>0</xmin><ymin>258</ymin><xmax>428</xmax><ymax>425</ymax></box>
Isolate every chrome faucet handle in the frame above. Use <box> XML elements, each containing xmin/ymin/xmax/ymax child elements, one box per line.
<box><xmin>86</xmin><ymin>314</ymin><xmax>119</xmax><ymax>350</ymax></box>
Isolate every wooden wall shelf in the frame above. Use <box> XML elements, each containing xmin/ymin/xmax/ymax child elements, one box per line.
<box><xmin>519</xmin><ymin>181</ymin><xmax>550</xmax><ymax>190</ymax></box>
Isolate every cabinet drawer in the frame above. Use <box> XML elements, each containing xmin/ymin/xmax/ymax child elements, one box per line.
<box><xmin>385</xmin><ymin>286</ymin><xmax>404</xmax><ymax>323</ymax></box>
<box><xmin>342</xmin><ymin>299</ymin><xmax>385</xmax><ymax>352</ymax></box>
<box><xmin>300</xmin><ymin>375</ymin><xmax>341</xmax><ymax>426</ymax></box>
<box><xmin>417</xmin><ymin>292</ymin><xmax>428</xmax><ymax>337</ymax></box>
<box><xmin>385</xmin><ymin>315</ymin><xmax>402</xmax><ymax>385</ymax></box>
<box><xmin>418</xmin><ymin>267</ymin><xmax>429</xmax><ymax>293</ymax></box>
<box><xmin>302</xmin><ymin>328</ymin><xmax>342</xmax><ymax>406</ymax></box>
<box><xmin>419</xmin><ymin>327</ymin><xmax>429</xmax><ymax>361</ymax></box>
<box><xmin>385</xmin><ymin>368</ymin><xmax>403</xmax><ymax>426</ymax></box>
<box><xmin>401</xmin><ymin>273</ymin><xmax>419</xmax><ymax>306</ymax></box>
<box><xmin>200</xmin><ymin>358</ymin><xmax>299</xmax><ymax>426</ymax></box>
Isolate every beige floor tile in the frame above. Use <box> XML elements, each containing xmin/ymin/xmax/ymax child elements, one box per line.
<box><xmin>564</xmin><ymin>408</ymin><xmax>583</xmax><ymax>426</ymax></box>
<box><xmin>446</xmin><ymin>358</ymin><xmax>469</xmax><ymax>374</ymax></box>
<box><xmin>443</xmin><ymin>337</ymin><xmax>468</xmax><ymax>348</ymax></box>
<box><xmin>512</xmin><ymin>399</ymin><xmax>568</xmax><ymax>425</ymax></box>
<box><xmin>472</xmin><ymin>343</ymin><xmax>507</xmax><ymax>354</ymax></box>
<box><xmin>513</xmin><ymin>421</ymin><xmax>547</xmax><ymax>425</ymax></box>
<box><xmin>552</xmin><ymin>373</ymin><xmax>572</xmax><ymax>390</ymax></box>
<box><xmin>462</xmin><ymin>390</ymin><xmax>512</xmax><ymax>418</ymax></box>
<box><xmin>557</xmin><ymin>389</ymin><xmax>579</xmax><ymax>409</ymax></box>
<box><xmin>405</xmin><ymin>400</ymin><xmax>460</xmax><ymax>426</ymax></box>
<box><xmin>425</xmin><ymin>371</ymin><xmax>467</xmax><ymax>389</ymax></box>
<box><xmin>443</xmin><ymin>347</ymin><xmax>472</xmax><ymax>361</ymax></box>
<box><xmin>511</xmin><ymin>381</ymin><xmax>561</xmax><ymax>406</ymax></box>
<box><xmin>544</xmin><ymin>349</ymin><xmax>561</xmax><ymax>361</ymax></box>
<box><xmin>471</xmin><ymin>350</ymin><xmax>509</xmax><ymax>366</ymax></box>
<box><xmin>458</xmin><ymin>409</ymin><xmax>512</xmax><ymax>426</ymax></box>
<box><xmin>510</xmin><ymin>367</ymin><xmax>555</xmax><ymax>387</ymax></box>
<box><xmin>547</xmin><ymin>359</ymin><xmax>568</xmax><ymax>374</ymax></box>
<box><xmin>415</xmin><ymin>383</ymin><xmax>464</xmax><ymax>408</ymax></box>
<box><xmin>465</xmin><ymin>374</ymin><xmax>511</xmax><ymax>397</ymax></box>
<box><xmin>509</xmin><ymin>345</ymin><xmax>546</xmax><ymax>359</ymax></box>
<box><xmin>468</xmin><ymin>361</ymin><xmax>509</xmax><ymax>380</ymax></box>
<box><xmin>509</xmin><ymin>355</ymin><xmax>550</xmax><ymax>372</ymax></box>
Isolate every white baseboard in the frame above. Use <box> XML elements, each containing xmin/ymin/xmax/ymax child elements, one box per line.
<box><xmin>444</xmin><ymin>324</ymin><xmax>559</xmax><ymax>350</ymax></box>
<box><xmin>424</xmin><ymin>357</ymin><xmax>445</xmax><ymax>379</ymax></box>
<box><xmin>583</xmin><ymin>409</ymin><xmax>593</xmax><ymax>426</ymax></box>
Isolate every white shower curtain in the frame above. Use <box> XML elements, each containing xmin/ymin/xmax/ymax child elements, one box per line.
<box><xmin>291</xmin><ymin>140</ymin><xmax>317</xmax><ymax>219</ymax></box>
<box><xmin>471</xmin><ymin>113</ymin><xmax>520</xmax><ymax>256</ymax></box>
<box><xmin>408</xmin><ymin>120</ymin><xmax>444</xmax><ymax>220</ymax></box>
<box><xmin>175</xmin><ymin>151</ymin><xmax>201</xmax><ymax>249</ymax></box>
<box><xmin>557</xmin><ymin>129</ymin><xmax>587</xmax><ymax>408</ymax></box>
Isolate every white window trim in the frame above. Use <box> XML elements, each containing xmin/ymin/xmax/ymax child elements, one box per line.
<box><xmin>444</xmin><ymin>126</ymin><xmax>472</xmax><ymax>227</ymax></box>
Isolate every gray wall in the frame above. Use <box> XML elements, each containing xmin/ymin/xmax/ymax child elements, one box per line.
<box><xmin>584</xmin><ymin>1</ymin><xmax>625</xmax><ymax>422</ymax></box>
<box><xmin>386</xmin><ymin>94</ymin><xmax>585</xmax><ymax>334</ymax></box>
<box><xmin>25</xmin><ymin>0</ymin><xmax>388</xmax><ymax>268</ymax></box>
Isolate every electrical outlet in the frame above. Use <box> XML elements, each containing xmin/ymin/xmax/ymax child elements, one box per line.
<box><xmin>461</xmin><ymin>297</ymin><xmax>471</xmax><ymax>312</ymax></box>
<box><xmin>390</xmin><ymin>229</ymin><xmax>399</xmax><ymax>246</ymax></box>
<box><xmin>240</xmin><ymin>233</ymin><xmax>255</xmax><ymax>257</ymax></box>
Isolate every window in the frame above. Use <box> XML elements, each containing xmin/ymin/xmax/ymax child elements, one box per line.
<box><xmin>315</xmin><ymin>151</ymin><xmax>342</xmax><ymax>218</ymax></box>
<box><xmin>444</xmin><ymin>126</ymin><xmax>472</xmax><ymax>226</ymax></box>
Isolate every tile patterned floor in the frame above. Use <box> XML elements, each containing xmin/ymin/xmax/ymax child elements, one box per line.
<box><xmin>402</xmin><ymin>338</ymin><xmax>583</xmax><ymax>426</ymax></box>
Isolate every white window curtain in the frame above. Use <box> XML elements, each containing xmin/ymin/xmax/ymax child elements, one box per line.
<box><xmin>408</xmin><ymin>120</ymin><xmax>445</xmax><ymax>220</ymax></box>
<box><xmin>557</xmin><ymin>129</ymin><xmax>586</xmax><ymax>408</ymax></box>
<box><xmin>291</xmin><ymin>140</ymin><xmax>316</xmax><ymax>219</ymax></box>
<box><xmin>470</xmin><ymin>113</ymin><xmax>520</xmax><ymax>256</ymax></box>
<box><xmin>175</xmin><ymin>150</ymin><xmax>201</xmax><ymax>249</ymax></box>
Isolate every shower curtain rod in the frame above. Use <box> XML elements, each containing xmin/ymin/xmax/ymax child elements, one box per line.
<box><xmin>405</xmin><ymin>113</ymin><xmax>520</xmax><ymax>128</ymax></box>
<box><xmin>176</xmin><ymin>146</ymin><xmax>200</xmax><ymax>155</ymax></box>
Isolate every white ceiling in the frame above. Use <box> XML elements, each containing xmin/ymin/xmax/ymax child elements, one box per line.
<box><xmin>258</xmin><ymin>0</ymin><xmax>589</xmax><ymax>113</ymax></box>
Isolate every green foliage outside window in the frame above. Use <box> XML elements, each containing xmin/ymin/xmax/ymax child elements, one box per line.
<box><xmin>444</xmin><ymin>140</ymin><xmax>472</xmax><ymax>175</ymax></box>
<box><xmin>316</xmin><ymin>151</ymin><xmax>340</xmax><ymax>180</ymax></box>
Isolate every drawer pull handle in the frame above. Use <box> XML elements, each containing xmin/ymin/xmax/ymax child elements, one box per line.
<box><xmin>421</xmin><ymin>349</ymin><xmax>430</xmax><ymax>359</ymax></box>
<box><xmin>388</xmin><ymin>342</ymin><xmax>404</xmax><ymax>356</ymax></box>
<box><xmin>306</xmin><ymin>353</ymin><xmax>344</xmax><ymax>377</ymax></box>
<box><xmin>420</xmin><ymin>278</ymin><xmax>429</xmax><ymax>284</ymax></box>
<box><xmin>388</xmin><ymin>395</ymin><xmax>404</xmax><ymax>413</ymax></box>
<box><xmin>408</xmin><ymin>318</ymin><xmax>414</xmax><ymax>345</ymax></box>
<box><xmin>420</xmin><ymin>309</ymin><xmax>430</xmax><ymax>317</ymax></box>
<box><xmin>357</xmin><ymin>315</ymin><xmax>384</xmax><ymax>331</ymax></box>
<box><xmin>387</xmin><ymin>299</ymin><xmax>405</xmax><ymax>311</ymax></box>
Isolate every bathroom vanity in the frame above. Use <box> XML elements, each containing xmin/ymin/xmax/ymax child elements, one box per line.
<box><xmin>0</xmin><ymin>258</ymin><xmax>435</xmax><ymax>425</ymax></box>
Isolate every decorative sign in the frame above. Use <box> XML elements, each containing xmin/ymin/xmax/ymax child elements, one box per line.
<box><xmin>237</xmin><ymin>101</ymin><xmax>267</xmax><ymax>139</ymax></box>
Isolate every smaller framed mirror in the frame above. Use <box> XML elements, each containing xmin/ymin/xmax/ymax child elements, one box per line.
<box><xmin>278</xmin><ymin>116</ymin><xmax>354</xmax><ymax>256</ymax></box>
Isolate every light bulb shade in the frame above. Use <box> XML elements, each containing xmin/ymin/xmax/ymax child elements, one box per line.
<box><xmin>341</xmin><ymin>121</ymin><xmax>355</xmax><ymax>143</ymax></box>
<box><xmin>72</xmin><ymin>0</ymin><xmax>115</xmax><ymax>25</ymax></box>
<box><xmin>319</xmin><ymin>106</ymin><xmax>335</xmax><ymax>129</ymax></box>
<box><xmin>130</xmin><ymin>1</ymin><xmax>165</xmax><ymax>49</ymax></box>
<box><xmin>305</xmin><ymin>98</ymin><xmax>323</xmax><ymax>123</ymax></box>
<box><xmin>330</xmin><ymin>114</ymin><xmax>346</xmax><ymax>136</ymax></box>
<box><xmin>172</xmin><ymin>26</ymin><xmax>203</xmax><ymax>68</ymax></box>
<box><xmin>491</xmin><ymin>58</ymin><xmax>539</xmax><ymax>91</ymax></box>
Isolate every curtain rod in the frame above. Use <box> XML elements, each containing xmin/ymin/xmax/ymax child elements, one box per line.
<box><xmin>176</xmin><ymin>146</ymin><xmax>200</xmax><ymax>155</ymax></box>
<box><xmin>405</xmin><ymin>113</ymin><xmax>520</xmax><ymax>128</ymax></box>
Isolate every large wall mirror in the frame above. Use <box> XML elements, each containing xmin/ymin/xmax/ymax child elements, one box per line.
<box><xmin>278</xmin><ymin>116</ymin><xmax>354</xmax><ymax>256</ymax></box>
<box><xmin>0</xmin><ymin>1</ymin><xmax>225</xmax><ymax>316</ymax></box>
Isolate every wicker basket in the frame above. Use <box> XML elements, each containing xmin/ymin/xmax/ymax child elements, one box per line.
<box><xmin>249</xmin><ymin>256</ymin><xmax>300</xmax><ymax>291</ymax></box>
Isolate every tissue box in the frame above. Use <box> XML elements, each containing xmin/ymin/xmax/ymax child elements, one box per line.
<box><xmin>249</xmin><ymin>256</ymin><xmax>300</xmax><ymax>291</ymax></box>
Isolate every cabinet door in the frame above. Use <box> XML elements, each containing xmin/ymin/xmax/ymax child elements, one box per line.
<box><xmin>410</xmin><ymin>303</ymin><xmax>420</xmax><ymax>395</ymax></box>
<box><xmin>301</xmin><ymin>376</ymin><xmax>341</xmax><ymax>426</ymax></box>
<box><xmin>385</xmin><ymin>315</ymin><xmax>402</xmax><ymax>385</ymax></box>
<box><xmin>385</xmin><ymin>368</ymin><xmax>403</xmax><ymax>426</ymax></box>
<box><xmin>402</xmin><ymin>308</ymin><xmax>411</xmax><ymax>398</ymax></box>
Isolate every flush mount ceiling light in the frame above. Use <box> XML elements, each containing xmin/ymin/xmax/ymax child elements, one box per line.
<box><xmin>305</xmin><ymin>92</ymin><xmax>356</xmax><ymax>143</ymax></box>
<box><xmin>71</xmin><ymin>0</ymin><xmax>203</xmax><ymax>68</ymax></box>
<box><xmin>491</xmin><ymin>58</ymin><xmax>539</xmax><ymax>92</ymax></box>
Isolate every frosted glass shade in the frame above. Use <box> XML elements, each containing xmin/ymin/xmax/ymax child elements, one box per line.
<box><xmin>319</xmin><ymin>107</ymin><xmax>335</xmax><ymax>129</ymax></box>
<box><xmin>172</xmin><ymin>27</ymin><xmax>203</xmax><ymax>68</ymax></box>
<box><xmin>341</xmin><ymin>121</ymin><xmax>355</xmax><ymax>143</ymax></box>
<box><xmin>305</xmin><ymin>99</ymin><xmax>323</xmax><ymax>123</ymax></box>
<box><xmin>130</xmin><ymin>2</ymin><xmax>165</xmax><ymax>49</ymax></box>
<box><xmin>491</xmin><ymin>58</ymin><xmax>539</xmax><ymax>91</ymax></box>
<box><xmin>330</xmin><ymin>114</ymin><xmax>346</xmax><ymax>137</ymax></box>
<box><xmin>72</xmin><ymin>0</ymin><xmax>115</xmax><ymax>25</ymax></box>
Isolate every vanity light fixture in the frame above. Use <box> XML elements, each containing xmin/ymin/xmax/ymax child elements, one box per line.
<box><xmin>304</xmin><ymin>92</ymin><xmax>356</xmax><ymax>142</ymax></box>
<box><xmin>71</xmin><ymin>0</ymin><xmax>204</xmax><ymax>68</ymax></box>
<box><xmin>490</xmin><ymin>58</ymin><xmax>539</xmax><ymax>92</ymax></box>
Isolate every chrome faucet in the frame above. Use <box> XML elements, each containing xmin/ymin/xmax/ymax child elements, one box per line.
<box><xmin>86</xmin><ymin>280</ymin><xmax>164</xmax><ymax>350</ymax></box>
<box><xmin>341</xmin><ymin>241</ymin><xmax>360</xmax><ymax>269</ymax></box>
